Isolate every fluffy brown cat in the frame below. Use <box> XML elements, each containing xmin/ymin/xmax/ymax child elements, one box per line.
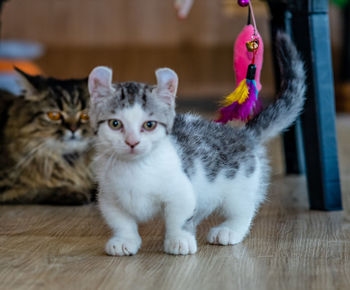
<box><xmin>0</xmin><ymin>69</ymin><xmax>95</xmax><ymax>204</ymax></box>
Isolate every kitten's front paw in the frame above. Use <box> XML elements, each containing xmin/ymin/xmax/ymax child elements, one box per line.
<box><xmin>105</xmin><ymin>236</ymin><xmax>141</xmax><ymax>256</ymax></box>
<box><xmin>207</xmin><ymin>227</ymin><xmax>246</xmax><ymax>245</ymax></box>
<box><xmin>164</xmin><ymin>232</ymin><xmax>197</xmax><ymax>255</ymax></box>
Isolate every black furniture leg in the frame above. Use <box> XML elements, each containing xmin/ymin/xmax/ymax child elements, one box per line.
<box><xmin>341</xmin><ymin>3</ymin><xmax>350</xmax><ymax>82</ymax></box>
<box><xmin>268</xmin><ymin>2</ymin><xmax>305</xmax><ymax>175</ymax></box>
<box><xmin>289</xmin><ymin>0</ymin><xmax>342</xmax><ymax>210</ymax></box>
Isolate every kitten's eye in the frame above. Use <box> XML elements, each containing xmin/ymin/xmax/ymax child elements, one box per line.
<box><xmin>47</xmin><ymin>111</ymin><xmax>61</xmax><ymax>121</ymax></box>
<box><xmin>80</xmin><ymin>113</ymin><xmax>89</xmax><ymax>122</ymax></box>
<box><xmin>108</xmin><ymin>119</ymin><xmax>123</xmax><ymax>130</ymax></box>
<box><xmin>143</xmin><ymin>121</ymin><xmax>157</xmax><ymax>131</ymax></box>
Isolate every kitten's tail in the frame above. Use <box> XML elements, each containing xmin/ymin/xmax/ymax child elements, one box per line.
<box><xmin>243</xmin><ymin>31</ymin><xmax>306</xmax><ymax>143</ymax></box>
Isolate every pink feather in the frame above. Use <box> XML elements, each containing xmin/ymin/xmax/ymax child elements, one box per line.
<box><xmin>234</xmin><ymin>24</ymin><xmax>264</xmax><ymax>91</ymax></box>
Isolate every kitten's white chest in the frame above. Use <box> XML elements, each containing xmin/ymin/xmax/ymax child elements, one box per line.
<box><xmin>105</xmin><ymin>162</ymin><xmax>161</xmax><ymax>221</ymax></box>
<box><xmin>99</xmin><ymin>142</ymin><xmax>185</xmax><ymax>222</ymax></box>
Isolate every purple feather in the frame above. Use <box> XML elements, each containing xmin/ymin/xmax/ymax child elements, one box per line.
<box><xmin>216</xmin><ymin>80</ymin><xmax>261</xmax><ymax>123</ymax></box>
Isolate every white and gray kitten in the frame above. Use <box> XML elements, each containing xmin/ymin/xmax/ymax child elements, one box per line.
<box><xmin>88</xmin><ymin>33</ymin><xmax>305</xmax><ymax>256</ymax></box>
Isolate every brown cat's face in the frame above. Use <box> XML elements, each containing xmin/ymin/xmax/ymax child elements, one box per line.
<box><xmin>9</xmin><ymin>69</ymin><xmax>93</xmax><ymax>155</ymax></box>
<box><xmin>37</xmin><ymin>83</ymin><xmax>91</xmax><ymax>153</ymax></box>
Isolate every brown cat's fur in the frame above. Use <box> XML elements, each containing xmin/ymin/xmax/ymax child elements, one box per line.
<box><xmin>0</xmin><ymin>69</ymin><xmax>95</xmax><ymax>204</ymax></box>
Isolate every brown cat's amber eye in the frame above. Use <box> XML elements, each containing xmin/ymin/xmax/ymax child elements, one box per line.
<box><xmin>47</xmin><ymin>111</ymin><xmax>61</xmax><ymax>121</ymax></box>
<box><xmin>80</xmin><ymin>113</ymin><xmax>89</xmax><ymax>122</ymax></box>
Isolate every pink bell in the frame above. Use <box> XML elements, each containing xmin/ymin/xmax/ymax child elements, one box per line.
<box><xmin>237</xmin><ymin>0</ymin><xmax>250</xmax><ymax>7</ymax></box>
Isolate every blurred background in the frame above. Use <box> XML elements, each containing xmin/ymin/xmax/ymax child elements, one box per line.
<box><xmin>0</xmin><ymin>0</ymin><xmax>348</xmax><ymax>110</ymax></box>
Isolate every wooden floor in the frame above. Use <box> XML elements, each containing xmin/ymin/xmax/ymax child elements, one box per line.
<box><xmin>1</xmin><ymin>116</ymin><xmax>350</xmax><ymax>290</ymax></box>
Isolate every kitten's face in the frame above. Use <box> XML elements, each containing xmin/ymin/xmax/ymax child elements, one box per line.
<box><xmin>88</xmin><ymin>67</ymin><xmax>178</xmax><ymax>161</ymax></box>
<box><xmin>98</xmin><ymin>104</ymin><xmax>167</xmax><ymax>160</ymax></box>
<box><xmin>13</xmin><ymin>70</ymin><xmax>93</xmax><ymax>154</ymax></box>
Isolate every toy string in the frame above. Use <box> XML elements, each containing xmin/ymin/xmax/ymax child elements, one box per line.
<box><xmin>248</xmin><ymin>1</ymin><xmax>259</xmax><ymax>64</ymax></box>
<box><xmin>252</xmin><ymin>44</ymin><xmax>257</xmax><ymax>64</ymax></box>
<box><xmin>248</xmin><ymin>1</ymin><xmax>258</xmax><ymax>36</ymax></box>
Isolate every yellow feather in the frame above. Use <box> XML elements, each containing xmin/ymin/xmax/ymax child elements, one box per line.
<box><xmin>221</xmin><ymin>80</ymin><xmax>249</xmax><ymax>106</ymax></box>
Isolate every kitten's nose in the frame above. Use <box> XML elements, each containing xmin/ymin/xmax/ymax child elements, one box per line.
<box><xmin>125</xmin><ymin>140</ymin><xmax>140</xmax><ymax>149</ymax></box>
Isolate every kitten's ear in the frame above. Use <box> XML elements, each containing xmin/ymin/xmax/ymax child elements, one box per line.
<box><xmin>155</xmin><ymin>68</ymin><xmax>178</xmax><ymax>105</ymax></box>
<box><xmin>88</xmin><ymin>66</ymin><xmax>115</xmax><ymax>103</ymax></box>
<box><xmin>14</xmin><ymin>67</ymin><xmax>46</xmax><ymax>100</ymax></box>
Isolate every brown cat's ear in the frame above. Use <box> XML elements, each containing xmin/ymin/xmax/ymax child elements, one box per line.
<box><xmin>155</xmin><ymin>68</ymin><xmax>178</xmax><ymax>105</ymax></box>
<box><xmin>88</xmin><ymin>66</ymin><xmax>115</xmax><ymax>104</ymax></box>
<box><xmin>14</xmin><ymin>67</ymin><xmax>47</xmax><ymax>100</ymax></box>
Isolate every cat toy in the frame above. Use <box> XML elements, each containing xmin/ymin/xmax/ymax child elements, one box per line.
<box><xmin>216</xmin><ymin>0</ymin><xmax>264</xmax><ymax>123</ymax></box>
